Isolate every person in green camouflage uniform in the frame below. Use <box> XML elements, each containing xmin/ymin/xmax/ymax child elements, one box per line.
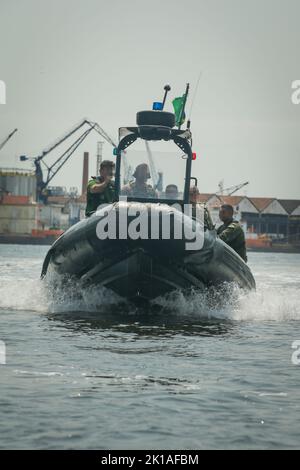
<box><xmin>121</xmin><ymin>163</ymin><xmax>157</xmax><ymax>198</ymax></box>
<box><xmin>85</xmin><ymin>160</ymin><xmax>115</xmax><ymax>217</ymax></box>
<box><xmin>217</xmin><ymin>204</ymin><xmax>247</xmax><ymax>262</ymax></box>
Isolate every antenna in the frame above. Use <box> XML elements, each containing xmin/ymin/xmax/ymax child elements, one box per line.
<box><xmin>162</xmin><ymin>84</ymin><xmax>171</xmax><ymax>110</ymax></box>
<box><xmin>188</xmin><ymin>72</ymin><xmax>202</xmax><ymax>121</ymax></box>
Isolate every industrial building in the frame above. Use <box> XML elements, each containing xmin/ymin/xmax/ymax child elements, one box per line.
<box><xmin>0</xmin><ymin>166</ymin><xmax>86</xmax><ymax>242</ymax></box>
<box><xmin>0</xmin><ymin>168</ymin><xmax>36</xmax><ymax>199</ymax></box>
<box><xmin>1</xmin><ymin>166</ymin><xmax>299</xmax><ymax>248</ymax></box>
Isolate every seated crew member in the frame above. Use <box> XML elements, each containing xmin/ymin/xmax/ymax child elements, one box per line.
<box><xmin>189</xmin><ymin>186</ymin><xmax>214</xmax><ymax>230</ymax></box>
<box><xmin>165</xmin><ymin>184</ymin><xmax>179</xmax><ymax>199</ymax></box>
<box><xmin>85</xmin><ymin>160</ymin><xmax>115</xmax><ymax>217</ymax></box>
<box><xmin>217</xmin><ymin>204</ymin><xmax>247</xmax><ymax>262</ymax></box>
<box><xmin>121</xmin><ymin>163</ymin><xmax>157</xmax><ymax>198</ymax></box>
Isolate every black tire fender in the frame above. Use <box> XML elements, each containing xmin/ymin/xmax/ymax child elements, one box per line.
<box><xmin>136</xmin><ymin>110</ymin><xmax>175</xmax><ymax>128</ymax></box>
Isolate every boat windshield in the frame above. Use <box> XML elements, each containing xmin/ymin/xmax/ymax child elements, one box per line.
<box><xmin>119</xmin><ymin>139</ymin><xmax>188</xmax><ymax>202</ymax></box>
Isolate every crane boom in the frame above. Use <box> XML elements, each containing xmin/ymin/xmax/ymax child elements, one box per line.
<box><xmin>42</xmin><ymin>127</ymin><xmax>95</xmax><ymax>189</ymax></box>
<box><xmin>216</xmin><ymin>181</ymin><xmax>249</xmax><ymax>196</ymax></box>
<box><xmin>87</xmin><ymin>121</ymin><xmax>133</xmax><ymax>180</ymax></box>
<box><xmin>88</xmin><ymin>121</ymin><xmax>117</xmax><ymax>148</ymax></box>
<box><xmin>228</xmin><ymin>181</ymin><xmax>249</xmax><ymax>196</ymax></box>
<box><xmin>0</xmin><ymin>128</ymin><xmax>18</xmax><ymax>151</ymax></box>
<box><xmin>32</xmin><ymin>119</ymin><xmax>117</xmax><ymax>163</ymax></box>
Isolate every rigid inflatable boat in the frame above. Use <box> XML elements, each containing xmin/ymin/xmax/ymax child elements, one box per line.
<box><xmin>41</xmin><ymin>100</ymin><xmax>255</xmax><ymax>302</ymax></box>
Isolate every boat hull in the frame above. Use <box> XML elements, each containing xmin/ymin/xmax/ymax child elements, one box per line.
<box><xmin>42</xmin><ymin>202</ymin><xmax>256</xmax><ymax>302</ymax></box>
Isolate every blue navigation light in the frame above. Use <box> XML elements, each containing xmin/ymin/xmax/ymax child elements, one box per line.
<box><xmin>152</xmin><ymin>102</ymin><xmax>163</xmax><ymax>111</ymax></box>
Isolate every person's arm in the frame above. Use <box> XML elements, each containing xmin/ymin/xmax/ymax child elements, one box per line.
<box><xmin>218</xmin><ymin>223</ymin><xmax>240</xmax><ymax>244</ymax></box>
<box><xmin>204</xmin><ymin>207</ymin><xmax>214</xmax><ymax>229</ymax></box>
<box><xmin>89</xmin><ymin>178</ymin><xmax>111</xmax><ymax>194</ymax></box>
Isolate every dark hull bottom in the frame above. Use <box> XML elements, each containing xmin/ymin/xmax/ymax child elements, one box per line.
<box><xmin>42</xmin><ymin>203</ymin><xmax>256</xmax><ymax>303</ymax></box>
<box><xmin>79</xmin><ymin>249</ymin><xmax>205</xmax><ymax>302</ymax></box>
<box><xmin>45</xmin><ymin>243</ymin><xmax>255</xmax><ymax>303</ymax></box>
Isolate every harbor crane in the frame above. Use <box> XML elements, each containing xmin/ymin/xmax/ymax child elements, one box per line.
<box><xmin>20</xmin><ymin>119</ymin><xmax>117</xmax><ymax>202</ymax></box>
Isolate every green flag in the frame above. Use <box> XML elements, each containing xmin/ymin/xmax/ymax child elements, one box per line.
<box><xmin>172</xmin><ymin>95</ymin><xmax>186</xmax><ymax>126</ymax></box>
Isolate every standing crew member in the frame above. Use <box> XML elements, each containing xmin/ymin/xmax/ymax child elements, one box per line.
<box><xmin>217</xmin><ymin>204</ymin><xmax>247</xmax><ymax>262</ymax></box>
<box><xmin>85</xmin><ymin>160</ymin><xmax>115</xmax><ymax>217</ymax></box>
<box><xmin>121</xmin><ymin>163</ymin><xmax>157</xmax><ymax>198</ymax></box>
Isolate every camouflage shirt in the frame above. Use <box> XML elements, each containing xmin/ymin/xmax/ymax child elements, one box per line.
<box><xmin>85</xmin><ymin>177</ymin><xmax>115</xmax><ymax>217</ymax></box>
<box><xmin>217</xmin><ymin>219</ymin><xmax>247</xmax><ymax>262</ymax></box>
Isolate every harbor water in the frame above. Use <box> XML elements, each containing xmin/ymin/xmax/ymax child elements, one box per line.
<box><xmin>0</xmin><ymin>244</ymin><xmax>299</xmax><ymax>449</ymax></box>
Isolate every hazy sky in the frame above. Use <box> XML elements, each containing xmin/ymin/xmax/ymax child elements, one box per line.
<box><xmin>0</xmin><ymin>0</ymin><xmax>299</xmax><ymax>198</ymax></box>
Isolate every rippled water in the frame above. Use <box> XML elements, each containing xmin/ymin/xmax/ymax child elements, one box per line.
<box><xmin>0</xmin><ymin>244</ymin><xmax>299</xmax><ymax>449</ymax></box>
